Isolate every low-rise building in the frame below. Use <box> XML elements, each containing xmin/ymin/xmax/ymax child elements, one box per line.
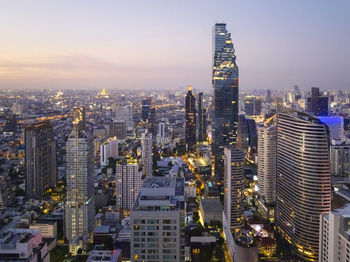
<box><xmin>0</xmin><ymin>228</ymin><xmax>49</xmax><ymax>262</ymax></box>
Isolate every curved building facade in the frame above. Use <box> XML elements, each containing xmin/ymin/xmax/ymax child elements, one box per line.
<box><xmin>276</xmin><ymin>106</ymin><xmax>331</xmax><ymax>261</ymax></box>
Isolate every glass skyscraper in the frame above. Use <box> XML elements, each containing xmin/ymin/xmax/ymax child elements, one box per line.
<box><xmin>212</xmin><ymin>23</ymin><xmax>239</xmax><ymax>179</ymax></box>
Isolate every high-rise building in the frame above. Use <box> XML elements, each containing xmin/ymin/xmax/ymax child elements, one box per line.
<box><xmin>25</xmin><ymin>121</ymin><xmax>57</xmax><ymax>199</ymax></box>
<box><xmin>130</xmin><ymin>177</ymin><xmax>185</xmax><ymax>262</ymax></box>
<box><xmin>115</xmin><ymin>105</ymin><xmax>134</xmax><ymax>131</ymax></box>
<box><xmin>141</xmin><ymin>97</ymin><xmax>152</xmax><ymax>122</ymax></box>
<box><xmin>308</xmin><ymin>87</ymin><xmax>328</xmax><ymax>116</ymax></box>
<box><xmin>185</xmin><ymin>85</ymin><xmax>196</xmax><ymax>151</ymax></box>
<box><xmin>319</xmin><ymin>204</ymin><xmax>350</xmax><ymax>262</ymax></box>
<box><xmin>266</xmin><ymin>89</ymin><xmax>272</xmax><ymax>103</ymax></box>
<box><xmin>198</xmin><ymin>92</ymin><xmax>207</xmax><ymax>142</ymax></box>
<box><xmin>116</xmin><ymin>161</ymin><xmax>143</xmax><ymax>212</ymax></box>
<box><xmin>244</xmin><ymin>96</ymin><xmax>262</xmax><ymax>116</ymax></box>
<box><xmin>318</xmin><ymin>116</ymin><xmax>344</xmax><ymax>141</ymax></box>
<box><xmin>212</xmin><ymin>23</ymin><xmax>239</xmax><ymax>179</ymax></box>
<box><xmin>237</xmin><ymin>115</ymin><xmax>257</xmax><ymax>151</ymax></box>
<box><xmin>330</xmin><ymin>140</ymin><xmax>350</xmax><ymax>177</ymax></box>
<box><xmin>276</xmin><ymin>106</ymin><xmax>331</xmax><ymax>261</ymax></box>
<box><xmin>112</xmin><ymin>120</ymin><xmax>127</xmax><ymax>139</ymax></box>
<box><xmin>224</xmin><ymin>147</ymin><xmax>245</xmax><ymax>230</ymax></box>
<box><xmin>141</xmin><ymin>131</ymin><xmax>153</xmax><ymax>177</ymax></box>
<box><xmin>257</xmin><ymin>118</ymin><xmax>277</xmax><ymax>222</ymax></box>
<box><xmin>100</xmin><ymin>137</ymin><xmax>118</xmax><ymax>167</ymax></box>
<box><xmin>65</xmin><ymin>107</ymin><xmax>95</xmax><ymax>242</ymax></box>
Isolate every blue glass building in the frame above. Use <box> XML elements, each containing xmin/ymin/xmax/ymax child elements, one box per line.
<box><xmin>212</xmin><ymin>23</ymin><xmax>239</xmax><ymax>179</ymax></box>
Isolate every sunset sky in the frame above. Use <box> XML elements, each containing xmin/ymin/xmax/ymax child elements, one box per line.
<box><xmin>1</xmin><ymin>0</ymin><xmax>349</xmax><ymax>91</ymax></box>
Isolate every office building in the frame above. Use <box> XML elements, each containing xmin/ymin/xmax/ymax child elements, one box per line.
<box><xmin>237</xmin><ymin>115</ymin><xmax>258</xmax><ymax>151</ymax></box>
<box><xmin>330</xmin><ymin>140</ymin><xmax>350</xmax><ymax>177</ymax></box>
<box><xmin>141</xmin><ymin>97</ymin><xmax>152</xmax><ymax>122</ymax></box>
<box><xmin>257</xmin><ymin>117</ymin><xmax>276</xmax><ymax>222</ymax></box>
<box><xmin>112</xmin><ymin>120</ymin><xmax>127</xmax><ymax>140</ymax></box>
<box><xmin>266</xmin><ymin>89</ymin><xmax>272</xmax><ymax>103</ymax></box>
<box><xmin>185</xmin><ymin>85</ymin><xmax>196</xmax><ymax>151</ymax></box>
<box><xmin>25</xmin><ymin>121</ymin><xmax>57</xmax><ymax>199</ymax></box>
<box><xmin>115</xmin><ymin>105</ymin><xmax>133</xmax><ymax>130</ymax></box>
<box><xmin>224</xmin><ymin>147</ymin><xmax>245</xmax><ymax>230</ymax></box>
<box><xmin>65</xmin><ymin>107</ymin><xmax>95</xmax><ymax>242</ymax></box>
<box><xmin>276</xmin><ymin>106</ymin><xmax>331</xmax><ymax>261</ymax></box>
<box><xmin>244</xmin><ymin>96</ymin><xmax>262</xmax><ymax>116</ymax></box>
<box><xmin>319</xmin><ymin>204</ymin><xmax>350</xmax><ymax>262</ymax></box>
<box><xmin>318</xmin><ymin>116</ymin><xmax>344</xmax><ymax>141</ymax></box>
<box><xmin>212</xmin><ymin>23</ymin><xmax>239</xmax><ymax>179</ymax></box>
<box><xmin>116</xmin><ymin>162</ymin><xmax>143</xmax><ymax>211</ymax></box>
<box><xmin>141</xmin><ymin>131</ymin><xmax>153</xmax><ymax>177</ymax></box>
<box><xmin>131</xmin><ymin>177</ymin><xmax>185</xmax><ymax>262</ymax></box>
<box><xmin>198</xmin><ymin>92</ymin><xmax>207</xmax><ymax>142</ymax></box>
<box><xmin>100</xmin><ymin>137</ymin><xmax>119</xmax><ymax>167</ymax></box>
<box><xmin>308</xmin><ymin>87</ymin><xmax>328</xmax><ymax>116</ymax></box>
<box><xmin>0</xmin><ymin>228</ymin><xmax>49</xmax><ymax>262</ymax></box>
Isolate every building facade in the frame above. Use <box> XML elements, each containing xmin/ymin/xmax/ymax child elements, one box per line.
<box><xmin>319</xmin><ymin>204</ymin><xmax>350</xmax><ymax>262</ymax></box>
<box><xmin>224</xmin><ymin>147</ymin><xmax>245</xmax><ymax>230</ymax></box>
<box><xmin>198</xmin><ymin>92</ymin><xmax>207</xmax><ymax>142</ymax></box>
<box><xmin>25</xmin><ymin>120</ymin><xmax>57</xmax><ymax>199</ymax></box>
<box><xmin>212</xmin><ymin>23</ymin><xmax>239</xmax><ymax>180</ymax></box>
<box><xmin>185</xmin><ymin>85</ymin><xmax>196</xmax><ymax>151</ymax></box>
<box><xmin>276</xmin><ymin>106</ymin><xmax>331</xmax><ymax>261</ymax></box>
<box><xmin>116</xmin><ymin>162</ymin><xmax>143</xmax><ymax>211</ymax></box>
<box><xmin>141</xmin><ymin>131</ymin><xmax>153</xmax><ymax>177</ymax></box>
<box><xmin>112</xmin><ymin>120</ymin><xmax>127</xmax><ymax>140</ymax></box>
<box><xmin>65</xmin><ymin>107</ymin><xmax>95</xmax><ymax>242</ymax></box>
<box><xmin>100</xmin><ymin>137</ymin><xmax>118</xmax><ymax>167</ymax></box>
<box><xmin>257</xmin><ymin>120</ymin><xmax>277</xmax><ymax>222</ymax></box>
<box><xmin>131</xmin><ymin>177</ymin><xmax>185</xmax><ymax>262</ymax></box>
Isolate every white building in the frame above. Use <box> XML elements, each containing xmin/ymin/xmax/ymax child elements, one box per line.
<box><xmin>100</xmin><ymin>137</ymin><xmax>118</xmax><ymax>167</ymax></box>
<box><xmin>65</xmin><ymin>107</ymin><xmax>95</xmax><ymax>243</ymax></box>
<box><xmin>30</xmin><ymin>221</ymin><xmax>57</xmax><ymax>239</ymax></box>
<box><xmin>116</xmin><ymin>162</ymin><xmax>143</xmax><ymax>211</ymax></box>
<box><xmin>257</xmin><ymin>121</ymin><xmax>276</xmax><ymax>222</ymax></box>
<box><xmin>115</xmin><ymin>105</ymin><xmax>133</xmax><ymax>130</ymax></box>
<box><xmin>0</xmin><ymin>228</ymin><xmax>49</xmax><ymax>261</ymax></box>
<box><xmin>319</xmin><ymin>204</ymin><xmax>350</xmax><ymax>262</ymax></box>
<box><xmin>224</xmin><ymin>147</ymin><xmax>245</xmax><ymax>230</ymax></box>
<box><xmin>131</xmin><ymin>177</ymin><xmax>186</xmax><ymax>262</ymax></box>
<box><xmin>141</xmin><ymin>132</ymin><xmax>153</xmax><ymax>177</ymax></box>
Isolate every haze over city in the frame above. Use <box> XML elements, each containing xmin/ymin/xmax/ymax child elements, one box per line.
<box><xmin>1</xmin><ymin>0</ymin><xmax>349</xmax><ymax>91</ymax></box>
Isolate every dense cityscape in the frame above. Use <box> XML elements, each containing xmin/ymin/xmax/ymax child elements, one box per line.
<box><xmin>1</xmin><ymin>1</ymin><xmax>350</xmax><ymax>262</ymax></box>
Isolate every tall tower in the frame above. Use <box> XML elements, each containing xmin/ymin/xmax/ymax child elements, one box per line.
<box><xmin>141</xmin><ymin>131</ymin><xmax>153</xmax><ymax>177</ymax></box>
<box><xmin>276</xmin><ymin>105</ymin><xmax>331</xmax><ymax>261</ymax></box>
<box><xmin>116</xmin><ymin>161</ymin><xmax>143</xmax><ymax>212</ymax></box>
<box><xmin>25</xmin><ymin>121</ymin><xmax>57</xmax><ymax>199</ymax></box>
<box><xmin>257</xmin><ymin>117</ymin><xmax>277</xmax><ymax>222</ymax></box>
<box><xmin>198</xmin><ymin>92</ymin><xmax>207</xmax><ymax>142</ymax></box>
<box><xmin>212</xmin><ymin>23</ymin><xmax>239</xmax><ymax>180</ymax></box>
<box><xmin>224</xmin><ymin>147</ymin><xmax>245</xmax><ymax>230</ymax></box>
<box><xmin>185</xmin><ymin>85</ymin><xmax>196</xmax><ymax>151</ymax></box>
<box><xmin>65</xmin><ymin>107</ymin><xmax>95</xmax><ymax>242</ymax></box>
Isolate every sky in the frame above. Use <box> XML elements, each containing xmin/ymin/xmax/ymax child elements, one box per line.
<box><xmin>0</xmin><ymin>0</ymin><xmax>349</xmax><ymax>91</ymax></box>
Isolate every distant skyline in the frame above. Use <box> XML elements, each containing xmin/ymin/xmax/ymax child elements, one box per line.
<box><xmin>0</xmin><ymin>0</ymin><xmax>349</xmax><ymax>91</ymax></box>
